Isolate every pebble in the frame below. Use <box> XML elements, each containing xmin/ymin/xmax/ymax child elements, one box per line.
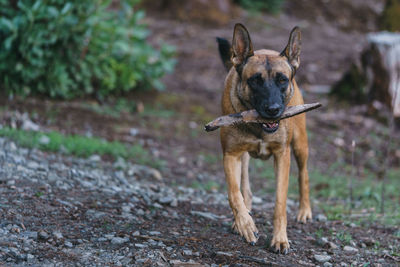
<box><xmin>318</xmin><ymin>237</ymin><xmax>329</xmax><ymax>246</ymax></box>
<box><xmin>53</xmin><ymin>231</ymin><xmax>63</xmax><ymax>239</ymax></box>
<box><xmin>149</xmin><ymin>231</ymin><xmax>161</xmax><ymax>235</ymax></box>
<box><xmin>343</xmin><ymin>246</ymin><xmax>358</xmax><ymax>253</ymax></box>
<box><xmin>314</xmin><ymin>254</ymin><xmax>331</xmax><ymax>263</ymax></box>
<box><xmin>111</xmin><ymin>237</ymin><xmax>129</xmax><ymax>245</ymax></box>
<box><xmin>328</xmin><ymin>241</ymin><xmax>338</xmax><ymax>249</ymax></box>
<box><xmin>315</xmin><ymin>214</ymin><xmax>327</xmax><ymax>222</ymax></box>
<box><xmin>39</xmin><ymin>135</ymin><xmax>50</xmax><ymax>145</ymax></box>
<box><xmin>38</xmin><ymin>230</ymin><xmax>49</xmax><ymax>240</ymax></box>
<box><xmin>158</xmin><ymin>196</ymin><xmax>174</xmax><ymax>204</ymax></box>
<box><xmin>183</xmin><ymin>249</ymin><xmax>193</xmax><ymax>256</ymax></box>
<box><xmin>64</xmin><ymin>241</ymin><xmax>73</xmax><ymax>248</ymax></box>
<box><xmin>323</xmin><ymin>262</ymin><xmax>333</xmax><ymax>267</ymax></box>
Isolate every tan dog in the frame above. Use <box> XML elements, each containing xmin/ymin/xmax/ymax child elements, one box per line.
<box><xmin>216</xmin><ymin>24</ymin><xmax>312</xmax><ymax>254</ymax></box>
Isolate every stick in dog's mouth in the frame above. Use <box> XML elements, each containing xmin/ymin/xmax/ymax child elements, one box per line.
<box><xmin>204</xmin><ymin>103</ymin><xmax>322</xmax><ymax>132</ymax></box>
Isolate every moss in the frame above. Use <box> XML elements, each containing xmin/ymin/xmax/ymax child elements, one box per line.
<box><xmin>380</xmin><ymin>0</ymin><xmax>400</xmax><ymax>32</ymax></box>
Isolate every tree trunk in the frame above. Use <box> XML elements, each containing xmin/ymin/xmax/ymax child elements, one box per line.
<box><xmin>364</xmin><ymin>32</ymin><xmax>400</xmax><ymax>117</ymax></box>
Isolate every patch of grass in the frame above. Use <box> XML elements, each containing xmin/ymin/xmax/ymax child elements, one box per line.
<box><xmin>189</xmin><ymin>105</ymin><xmax>214</xmax><ymax>123</ymax></box>
<box><xmin>310</xmin><ymin>167</ymin><xmax>400</xmax><ymax>226</ymax></box>
<box><xmin>200</xmin><ymin>153</ymin><xmax>221</xmax><ymax>165</ymax></box>
<box><xmin>335</xmin><ymin>230</ymin><xmax>353</xmax><ymax>245</ymax></box>
<box><xmin>141</xmin><ymin>104</ymin><xmax>176</xmax><ymax>118</ymax></box>
<box><xmin>35</xmin><ymin>191</ymin><xmax>44</xmax><ymax>197</ymax></box>
<box><xmin>83</xmin><ymin>98</ymin><xmax>136</xmax><ymax>118</ymax></box>
<box><xmin>315</xmin><ymin>229</ymin><xmax>324</xmax><ymax>239</ymax></box>
<box><xmin>0</xmin><ymin>127</ymin><xmax>164</xmax><ymax>169</ymax></box>
<box><xmin>248</xmin><ymin>154</ymin><xmax>400</xmax><ymax>226</ymax></box>
<box><xmin>191</xmin><ymin>180</ymin><xmax>220</xmax><ymax>192</ymax></box>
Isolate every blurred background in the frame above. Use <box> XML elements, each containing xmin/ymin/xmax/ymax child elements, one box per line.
<box><xmin>0</xmin><ymin>0</ymin><xmax>399</xmax><ymax>264</ymax></box>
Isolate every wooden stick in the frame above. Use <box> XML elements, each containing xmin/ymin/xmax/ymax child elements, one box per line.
<box><xmin>204</xmin><ymin>103</ymin><xmax>322</xmax><ymax>132</ymax></box>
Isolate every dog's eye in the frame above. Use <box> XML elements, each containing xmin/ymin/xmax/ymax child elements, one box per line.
<box><xmin>247</xmin><ymin>73</ymin><xmax>264</xmax><ymax>87</ymax></box>
<box><xmin>276</xmin><ymin>74</ymin><xmax>288</xmax><ymax>85</ymax></box>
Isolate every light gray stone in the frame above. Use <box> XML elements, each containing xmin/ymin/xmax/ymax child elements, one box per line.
<box><xmin>314</xmin><ymin>254</ymin><xmax>331</xmax><ymax>263</ymax></box>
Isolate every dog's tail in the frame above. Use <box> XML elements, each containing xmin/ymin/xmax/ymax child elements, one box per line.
<box><xmin>216</xmin><ymin>37</ymin><xmax>233</xmax><ymax>72</ymax></box>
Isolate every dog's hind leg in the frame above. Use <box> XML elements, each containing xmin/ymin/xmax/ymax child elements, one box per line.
<box><xmin>224</xmin><ymin>153</ymin><xmax>258</xmax><ymax>244</ymax></box>
<box><xmin>292</xmin><ymin>115</ymin><xmax>312</xmax><ymax>223</ymax></box>
<box><xmin>241</xmin><ymin>152</ymin><xmax>253</xmax><ymax>212</ymax></box>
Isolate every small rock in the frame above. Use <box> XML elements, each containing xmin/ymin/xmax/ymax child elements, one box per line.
<box><xmin>64</xmin><ymin>241</ymin><xmax>73</xmax><ymax>248</ymax></box>
<box><xmin>314</xmin><ymin>254</ymin><xmax>331</xmax><ymax>263</ymax></box>
<box><xmin>318</xmin><ymin>237</ymin><xmax>329</xmax><ymax>246</ymax></box>
<box><xmin>177</xmin><ymin>157</ymin><xmax>186</xmax><ymax>164</ymax></box>
<box><xmin>158</xmin><ymin>196</ymin><xmax>174</xmax><ymax>205</ymax></box>
<box><xmin>21</xmin><ymin>231</ymin><xmax>38</xmax><ymax>240</ymax></box>
<box><xmin>132</xmin><ymin>231</ymin><xmax>140</xmax><ymax>237</ymax></box>
<box><xmin>22</xmin><ymin>119</ymin><xmax>40</xmax><ymax>131</ymax></box>
<box><xmin>135</xmin><ymin>243</ymin><xmax>148</xmax><ymax>248</ymax></box>
<box><xmin>323</xmin><ymin>262</ymin><xmax>333</xmax><ymax>267</ymax></box>
<box><xmin>38</xmin><ymin>230</ymin><xmax>49</xmax><ymax>240</ymax></box>
<box><xmin>53</xmin><ymin>231</ymin><xmax>63</xmax><ymax>239</ymax></box>
<box><xmin>190</xmin><ymin>211</ymin><xmax>223</xmax><ymax>221</ymax></box>
<box><xmin>104</xmin><ymin>234</ymin><xmax>115</xmax><ymax>240</ymax></box>
<box><xmin>39</xmin><ymin>135</ymin><xmax>50</xmax><ymax>145</ymax></box>
<box><xmin>27</xmin><ymin>161</ymin><xmax>40</xmax><ymax>170</ymax></box>
<box><xmin>26</xmin><ymin>254</ymin><xmax>34</xmax><ymax>262</ymax></box>
<box><xmin>183</xmin><ymin>249</ymin><xmax>192</xmax><ymax>256</ymax></box>
<box><xmin>149</xmin><ymin>231</ymin><xmax>161</xmax><ymax>235</ymax></box>
<box><xmin>315</xmin><ymin>214</ymin><xmax>327</xmax><ymax>222</ymax></box>
<box><xmin>88</xmin><ymin>154</ymin><xmax>101</xmax><ymax>162</ymax></box>
<box><xmin>328</xmin><ymin>241</ymin><xmax>338</xmax><ymax>249</ymax></box>
<box><xmin>343</xmin><ymin>246</ymin><xmax>358</xmax><ymax>253</ymax></box>
<box><xmin>129</xmin><ymin>128</ymin><xmax>139</xmax><ymax>136</ymax></box>
<box><xmin>170</xmin><ymin>260</ymin><xmax>203</xmax><ymax>267</ymax></box>
<box><xmin>111</xmin><ymin>237</ymin><xmax>129</xmax><ymax>245</ymax></box>
<box><xmin>216</xmin><ymin>251</ymin><xmax>233</xmax><ymax>257</ymax></box>
<box><xmin>252</xmin><ymin>196</ymin><xmax>263</xmax><ymax>204</ymax></box>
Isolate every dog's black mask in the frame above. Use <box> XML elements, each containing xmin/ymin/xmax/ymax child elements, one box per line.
<box><xmin>247</xmin><ymin>72</ymin><xmax>288</xmax><ymax>120</ymax></box>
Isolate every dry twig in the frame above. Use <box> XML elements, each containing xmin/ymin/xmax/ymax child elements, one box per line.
<box><xmin>204</xmin><ymin>103</ymin><xmax>321</xmax><ymax>132</ymax></box>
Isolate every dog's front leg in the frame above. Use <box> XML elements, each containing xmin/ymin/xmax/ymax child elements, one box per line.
<box><xmin>271</xmin><ymin>146</ymin><xmax>291</xmax><ymax>254</ymax></box>
<box><xmin>224</xmin><ymin>153</ymin><xmax>259</xmax><ymax>245</ymax></box>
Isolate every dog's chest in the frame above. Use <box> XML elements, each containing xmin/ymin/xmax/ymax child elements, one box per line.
<box><xmin>248</xmin><ymin>139</ymin><xmax>280</xmax><ymax>160</ymax></box>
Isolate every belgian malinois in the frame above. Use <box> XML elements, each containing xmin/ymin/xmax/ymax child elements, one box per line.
<box><xmin>216</xmin><ymin>24</ymin><xmax>312</xmax><ymax>254</ymax></box>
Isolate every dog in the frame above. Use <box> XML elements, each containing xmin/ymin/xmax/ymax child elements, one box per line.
<box><xmin>216</xmin><ymin>24</ymin><xmax>312</xmax><ymax>254</ymax></box>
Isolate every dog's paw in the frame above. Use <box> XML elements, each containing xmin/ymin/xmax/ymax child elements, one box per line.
<box><xmin>296</xmin><ymin>206</ymin><xmax>312</xmax><ymax>223</ymax></box>
<box><xmin>233</xmin><ymin>212</ymin><xmax>258</xmax><ymax>244</ymax></box>
<box><xmin>270</xmin><ymin>232</ymin><xmax>290</xmax><ymax>254</ymax></box>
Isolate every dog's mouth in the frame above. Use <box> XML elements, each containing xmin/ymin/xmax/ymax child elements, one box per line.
<box><xmin>261</xmin><ymin>121</ymin><xmax>280</xmax><ymax>133</ymax></box>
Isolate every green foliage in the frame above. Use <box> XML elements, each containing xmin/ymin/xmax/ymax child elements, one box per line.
<box><xmin>330</xmin><ymin>63</ymin><xmax>367</xmax><ymax>103</ymax></box>
<box><xmin>234</xmin><ymin>0</ymin><xmax>284</xmax><ymax>14</ymax></box>
<box><xmin>0</xmin><ymin>127</ymin><xmax>164</xmax><ymax>168</ymax></box>
<box><xmin>0</xmin><ymin>0</ymin><xmax>175</xmax><ymax>99</ymax></box>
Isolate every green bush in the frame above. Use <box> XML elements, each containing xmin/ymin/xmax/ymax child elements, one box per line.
<box><xmin>0</xmin><ymin>0</ymin><xmax>175</xmax><ymax>99</ymax></box>
<box><xmin>234</xmin><ymin>0</ymin><xmax>284</xmax><ymax>14</ymax></box>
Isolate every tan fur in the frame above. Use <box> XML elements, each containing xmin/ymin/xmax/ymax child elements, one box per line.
<box><xmin>219</xmin><ymin>30</ymin><xmax>312</xmax><ymax>253</ymax></box>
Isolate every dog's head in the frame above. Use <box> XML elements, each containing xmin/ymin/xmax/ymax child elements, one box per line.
<box><xmin>231</xmin><ymin>24</ymin><xmax>301</xmax><ymax>133</ymax></box>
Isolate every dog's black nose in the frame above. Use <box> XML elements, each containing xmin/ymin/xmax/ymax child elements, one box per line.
<box><xmin>266</xmin><ymin>103</ymin><xmax>280</xmax><ymax>116</ymax></box>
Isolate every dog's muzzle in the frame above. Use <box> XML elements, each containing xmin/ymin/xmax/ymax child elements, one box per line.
<box><xmin>261</xmin><ymin>121</ymin><xmax>280</xmax><ymax>133</ymax></box>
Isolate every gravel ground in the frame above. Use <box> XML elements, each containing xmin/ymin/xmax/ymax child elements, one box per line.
<box><xmin>0</xmin><ymin>137</ymin><xmax>399</xmax><ymax>266</ymax></box>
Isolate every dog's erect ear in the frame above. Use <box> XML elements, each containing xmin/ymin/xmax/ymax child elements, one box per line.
<box><xmin>232</xmin><ymin>23</ymin><xmax>254</xmax><ymax>72</ymax></box>
<box><xmin>281</xmin><ymin>26</ymin><xmax>301</xmax><ymax>71</ymax></box>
